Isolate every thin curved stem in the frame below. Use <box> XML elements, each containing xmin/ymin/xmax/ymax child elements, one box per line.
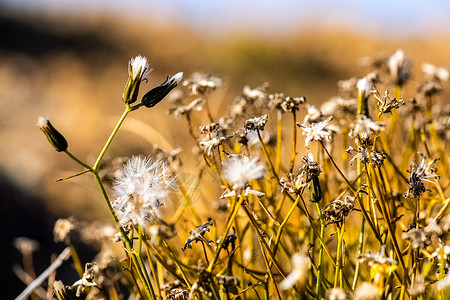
<box><xmin>93</xmin><ymin>105</ymin><xmax>132</xmax><ymax>171</ymax></box>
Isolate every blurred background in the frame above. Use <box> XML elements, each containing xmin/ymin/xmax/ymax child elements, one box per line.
<box><xmin>1</xmin><ymin>0</ymin><xmax>450</xmax><ymax>298</ymax></box>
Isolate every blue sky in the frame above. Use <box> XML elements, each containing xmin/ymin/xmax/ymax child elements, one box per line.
<box><xmin>3</xmin><ymin>0</ymin><xmax>450</xmax><ymax>37</ymax></box>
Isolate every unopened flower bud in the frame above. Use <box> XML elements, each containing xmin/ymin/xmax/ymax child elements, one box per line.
<box><xmin>141</xmin><ymin>72</ymin><xmax>183</xmax><ymax>108</ymax></box>
<box><xmin>122</xmin><ymin>55</ymin><xmax>152</xmax><ymax>104</ymax></box>
<box><xmin>308</xmin><ymin>175</ymin><xmax>322</xmax><ymax>203</ymax></box>
<box><xmin>37</xmin><ymin>117</ymin><xmax>68</xmax><ymax>152</ymax></box>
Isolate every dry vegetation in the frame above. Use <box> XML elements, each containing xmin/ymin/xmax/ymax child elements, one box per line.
<box><xmin>3</xmin><ymin>11</ymin><xmax>450</xmax><ymax>300</ymax></box>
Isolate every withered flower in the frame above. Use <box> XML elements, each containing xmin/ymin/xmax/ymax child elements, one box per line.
<box><xmin>405</xmin><ymin>154</ymin><xmax>439</xmax><ymax>198</ymax></box>
<box><xmin>245</xmin><ymin>114</ymin><xmax>269</xmax><ymax>131</ymax></box>
<box><xmin>322</xmin><ymin>196</ymin><xmax>356</xmax><ymax>226</ymax></box>
<box><xmin>373</xmin><ymin>89</ymin><xmax>405</xmax><ymax>117</ymax></box>
<box><xmin>182</xmin><ymin>221</ymin><xmax>214</xmax><ymax>252</ymax></box>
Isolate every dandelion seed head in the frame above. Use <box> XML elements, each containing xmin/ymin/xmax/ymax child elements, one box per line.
<box><xmin>113</xmin><ymin>156</ymin><xmax>176</xmax><ymax>227</ymax></box>
<box><xmin>223</xmin><ymin>155</ymin><xmax>266</xmax><ymax>191</ymax></box>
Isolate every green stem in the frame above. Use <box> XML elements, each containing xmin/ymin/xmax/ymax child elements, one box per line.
<box><xmin>64</xmin><ymin>150</ymin><xmax>92</xmax><ymax>171</ymax></box>
<box><xmin>93</xmin><ymin>171</ymin><xmax>154</xmax><ymax>299</ymax></box>
<box><xmin>93</xmin><ymin>105</ymin><xmax>132</xmax><ymax>171</ymax></box>
<box><xmin>138</xmin><ymin>226</ymin><xmax>157</xmax><ymax>299</ymax></box>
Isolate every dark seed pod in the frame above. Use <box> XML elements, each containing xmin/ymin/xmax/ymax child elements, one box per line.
<box><xmin>308</xmin><ymin>175</ymin><xmax>322</xmax><ymax>203</ymax></box>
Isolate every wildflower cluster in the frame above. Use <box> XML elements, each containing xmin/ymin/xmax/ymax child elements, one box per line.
<box><xmin>28</xmin><ymin>49</ymin><xmax>449</xmax><ymax>300</ymax></box>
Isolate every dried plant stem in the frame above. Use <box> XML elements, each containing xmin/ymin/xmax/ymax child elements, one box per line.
<box><xmin>272</xmin><ymin>194</ymin><xmax>301</xmax><ymax>255</ymax></box>
<box><xmin>257</xmin><ymin>129</ymin><xmax>280</xmax><ymax>183</ymax></box>
<box><xmin>352</xmin><ymin>151</ymin><xmax>365</xmax><ymax>290</ymax></box>
<box><xmin>289</xmin><ymin>110</ymin><xmax>297</xmax><ymax>173</ymax></box>
<box><xmin>258</xmin><ymin>239</ymin><xmax>282</xmax><ymax>300</ymax></box>
<box><xmin>275</xmin><ymin>110</ymin><xmax>282</xmax><ymax>173</ymax></box>
<box><xmin>320</xmin><ymin>141</ymin><xmax>382</xmax><ymax>244</ymax></box>
<box><xmin>68</xmin><ymin>245</ymin><xmax>84</xmax><ymax>278</ymax></box>
<box><xmin>143</xmin><ymin>244</ymin><xmax>161</xmax><ymax>298</ymax></box>
<box><xmin>371</xmin><ymin>166</ymin><xmax>409</xmax><ymax>285</ymax></box>
<box><xmin>16</xmin><ymin>247</ymin><xmax>71</xmax><ymax>300</ymax></box>
<box><xmin>207</xmin><ymin>193</ymin><xmax>245</xmax><ymax>273</ymax></box>
<box><xmin>314</xmin><ymin>203</ymin><xmax>325</xmax><ymax>299</ymax></box>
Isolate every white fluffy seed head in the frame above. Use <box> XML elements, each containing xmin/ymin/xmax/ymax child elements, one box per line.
<box><xmin>129</xmin><ymin>55</ymin><xmax>152</xmax><ymax>81</ymax></box>
<box><xmin>113</xmin><ymin>156</ymin><xmax>176</xmax><ymax>227</ymax></box>
<box><xmin>223</xmin><ymin>156</ymin><xmax>266</xmax><ymax>191</ymax></box>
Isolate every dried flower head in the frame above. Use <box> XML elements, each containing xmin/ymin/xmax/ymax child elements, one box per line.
<box><xmin>326</xmin><ymin>288</ymin><xmax>351</xmax><ymax>300</ymax></box>
<box><xmin>72</xmin><ymin>263</ymin><xmax>98</xmax><ymax>297</ymax></box>
<box><xmin>322</xmin><ymin>196</ymin><xmax>356</xmax><ymax>226</ymax></box>
<box><xmin>408</xmin><ymin>275</ymin><xmax>426</xmax><ymax>296</ymax></box>
<box><xmin>389</xmin><ymin>49</ymin><xmax>413</xmax><ymax>86</ymax></box>
<box><xmin>422</xmin><ymin>63</ymin><xmax>449</xmax><ymax>82</ymax></box>
<box><xmin>268</xmin><ymin>93</ymin><xmax>306</xmax><ymax>112</ymax></box>
<box><xmin>123</xmin><ymin>55</ymin><xmax>152</xmax><ymax>104</ymax></box>
<box><xmin>402</xmin><ymin>227</ymin><xmax>431</xmax><ymax>249</ymax></box>
<box><xmin>349</xmin><ymin>116</ymin><xmax>385</xmax><ymax>146</ymax></box>
<box><xmin>222</xmin><ymin>155</ymin><xmax>266</xmax><ymax>192</ymax></box>
<box><xmin>243</xmin><ymin>84</ymin><xmax>269</xmax><ymax>103</ymax></box>
<box><xmin>216</xmin><ymin>275</ymin><xmax>240</xmax><ymax>287</ymax></box>
<box><xmin>417</xmin><ymin>80</ymin><xmax>443</xmax><ymax>97</ymax></box>
<box><xmin>182</xmin><ymin>221</ymin><xmax>214</xmax><ymax>251</ymax></box>
<box><xmin>346</xmin><ymin>146</ymin><xmax>387</xmax><ymax>167</ymax></box>
<box><xmin>199</xmin><ymin>122</ymin><xmax>220</xmax><ymax>134</ymax></box>
<box><xmin>358</xmin><ymin>245</ymin><xmax>398</xmax><ymax>266</ymax></box>
<box><xmin>405</xmin><ymin>154</ymin><xmax>439</xmax><ymax>198</ymax></box>
<box><xmin>113</xmin><ymin>156</ymin><xmax>176</xmax><ymax>228</ymax></box>
<box><xmin>166</xmin><ymin>288</ymin><xmax>189</xmax><ymax>300</ymax></box>
<box><xmin>216</xmin><ymin>233</ymin><xmax>237</xmax><ymax>251</ymax></box>
<box><xmin>304</xmin><ymin>104</ymin><xmax>324</xmax><ymax>124</ymax></box>
<box><xmin>354</xmin><ymin>282</ymin><xmax>378</xmax><ymax>300</ymax></box>
<box><xmin>297</xmin><ymin>116</ymin><xmax>333</xmax><ymax>147</ymax></box>
<box><xmin>280</xmin><ymin>253</ymin><xmax>309</xmax><ymax>290</ymax></box>
<box><xmin>373</xmin><ymin>89</ymin><xmax>405</xmax><ymax>117</ymax></box>
<box><xmin>168</xmin><ymin>98</ymin><xmax>204</xmax><ymax>119</ymax></box>
<box><xmin>183</xmin><ymin>72</ymin><xmax>222</xmax><ymax>95</ymax></box>
<box><xmin>281</xmin><ymin>96</ymin><xmax>306</xmax><ymax>112</ymax></box>
<box><xmin>13</xmin><ymin>237</ymin><xmax>39</xmax><ymax>256</ymax></box>
<box><xmin>299</xmin><ymin>154</ymin><xmax>322</xmax><ymax>182</ymax></box>
<box><xmin>279</xmin><ymin>173</ymin><xmax>304</xmax><ymax>195</ymax></box>
<box><xmin>200</xmin><ymin>136</ymin><xmax>227</xmax><ymax>157</ymax></box>
<box><xmin>245</xmin><ymin>114</ymin><xmax>268</xmax><ymax>131</ymax></box>
<box><xmin>337</xmin><ymin>77</ymin><xmax>357</xmax><ymax>96</ymax></box>
<box><xmin>54</xmin><ymin>218</ymin><xmax>75</xmax><ymax>243</ymax></box>
<box><xmin>321</xmin><ymin>97</ymin><xmax>357</xmax><ymax>122</ymax></box>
